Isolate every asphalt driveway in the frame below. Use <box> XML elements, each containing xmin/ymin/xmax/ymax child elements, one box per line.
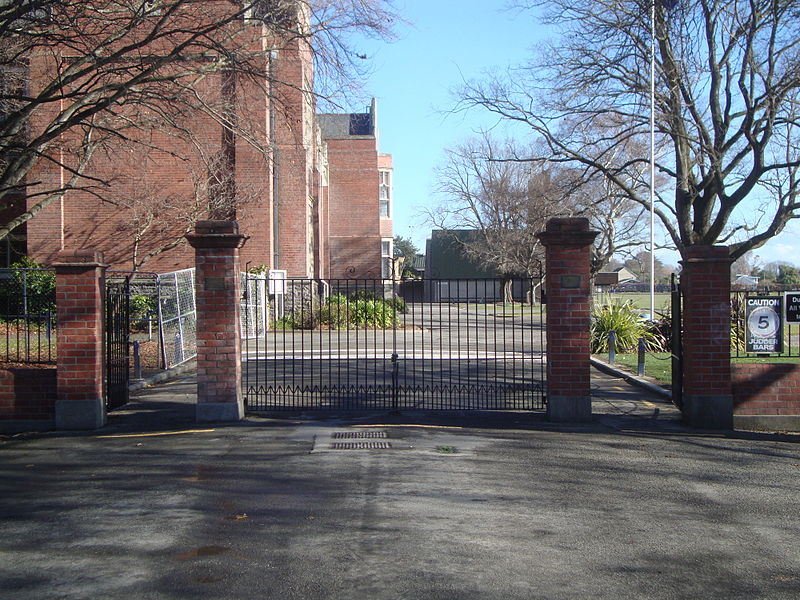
<box><xmin>1</xmin><ymin>375</ymin><xmax>798</xmax><ymax>599</ymax></box>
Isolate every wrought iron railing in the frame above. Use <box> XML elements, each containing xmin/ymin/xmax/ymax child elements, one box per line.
<box><xmin>0</xmin><ymin>268</ymin><xmax>56</xmax><ymax>364</ymax></box>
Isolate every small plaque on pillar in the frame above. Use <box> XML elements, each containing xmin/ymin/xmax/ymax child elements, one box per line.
<box><xmin>560</xmin><ymin>275</ymin><xmax>581</xmax><ymax>289</ymax></box>
<box><xmin>206</xmin><ymin>277</ymin><xmax>226</xmax><ymax>291</ymax></box>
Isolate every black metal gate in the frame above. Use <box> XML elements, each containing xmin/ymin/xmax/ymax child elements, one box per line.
<box><xmin>105</xmin><ymin>278</ymin><xmax>130</xmax><ymax>410</ymax></box>
<box><xmin>241</xmin><ymin>278</ymin><xmax>546</xmax><ymax>412</ymax></box>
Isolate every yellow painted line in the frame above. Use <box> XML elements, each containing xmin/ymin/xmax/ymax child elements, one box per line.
<box><xmin>641</xmin><ymin>401</ymin><xmax>657</xmax><ymax>408</ymax></box>
<box><xmin>351</xmin><ymin>424</ymin><xmax>463</xmax><ymax>430</ymax></box>
<box><xmin>96</xmin><ymin>429</ymin><xmax>216</xmax><ymax>439</ymax></box>
<box><xmin>621</xmin><ymin>430</ymin><xmax>727</xmax><ymax>438</ymax></box>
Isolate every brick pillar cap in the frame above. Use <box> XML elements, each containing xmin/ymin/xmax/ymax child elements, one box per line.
<box><xmin>681</xmin><ymin>245</ymin><xmax>733</xmax><ymax>263</ymax></box>
<box><xmin>194</xmin><ymin>220</ymin><xmax>240</xmax><ymax>235</ymax></box>
<box><xmin>52</xmin><ymin>249</ymin><xmax>107</xmax><ymax>268</ymax></box>
<box><xmin>545</xmin><ymin>217</ymin><xmax>591</xmax><ymax>233</ymax></box>
<box><xmin>537</xmin><ymin>217</ymin><xmax>599</xmax><ymax>247</ymax></box>
<box><xmin>186</xmin><ymin>220</ymin><xmax>248</xmax><ymax>249</ymax></box>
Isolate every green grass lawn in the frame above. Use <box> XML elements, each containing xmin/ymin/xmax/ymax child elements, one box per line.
<box><xmin>595</xmin><ymin>351</ymin><xmax>800</xmax><ymax>387</ymax></box>
<box><xmin>595</xmin><ymin>293</ymin><xmax>671</xmax><ymax>315</ymax></box>
<box><xmin>594</xmin><ymin>352</ymin><xmax>673</xmax><ymax>385</ymax></box>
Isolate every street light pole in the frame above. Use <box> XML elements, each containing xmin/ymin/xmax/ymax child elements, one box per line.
<box><xmin>649</xmin><ymin>0</ymin><xmax>656</xmax><ymax>320</ymax></box>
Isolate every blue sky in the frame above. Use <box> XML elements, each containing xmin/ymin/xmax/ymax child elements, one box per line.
<box><xmin>348</xmin><ymin>1</ymin><xmax>799</xmax><ymax>269</ymax></box>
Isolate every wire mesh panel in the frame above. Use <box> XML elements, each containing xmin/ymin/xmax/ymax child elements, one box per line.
<box><xmin>0</xmin><ymin>267</ymin><xmax>56</xmax><ymax>364</ymax></box>
<box><xmin>242</xmin><ymin>278</ymin><xmax>546</xmax><ymax>412</ymax></box>
<box><xmin>157</xmin><ymin>268</ymin><xmax>197</xmax><ymax>368</ymax></box>
<box><xmin>240</xmin><ymin>272</ymin><xmax>268</xmax><ymax>339</ymax></box>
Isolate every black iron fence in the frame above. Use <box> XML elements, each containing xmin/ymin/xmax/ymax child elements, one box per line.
<box><xmin>105</xmin><ymin>278</ymin><xmax>130</xmax><ymax>410</ymax></box>
<box><xmin>0</xmin><ymin>267</ymin><xmax>56</xmax><ymax>364</ymax></box>
<box><xmin>242</xmin><ymin>278</ymin><xmax>546</xmax><ymax>412</ymax></box>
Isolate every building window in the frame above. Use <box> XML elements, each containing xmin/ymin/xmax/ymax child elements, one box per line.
<box><xmin>379</xmin><ymin>170</ymin><xmax>391</xmax><ymax>218</ymax></box>
<box><xmin>381</xmin><ymin>239</ymin><xmax>393</xmax><ymax>279</ymax></box>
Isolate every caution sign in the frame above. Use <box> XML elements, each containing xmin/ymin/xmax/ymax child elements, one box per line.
<box><xmin>786</xmin><ymin>292</ymin><xmax>800</xmax><ymax>324</ymax></box>
<box><xmin>745</xmin><ymin>296</ymin><xmax>783</xmax><ymax>353</ymax></box>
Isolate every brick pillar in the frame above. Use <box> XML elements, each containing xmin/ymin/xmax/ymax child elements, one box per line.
<box><xmin>53</xmin><ymin>250</ymin><xmax>107</xmax><ymax>430</ymax></box>
<box><xmin>186</xmin><ymin>221</ymin><xmax>248</xmax><ymax>422</ymax></box>
<box><xmin>537</xmin><ymin>218</ymin><xmax>599</xmax><ymax>422</ymax></box>
<box><xmin>680</xmin><ymin>245</ymin><xmax>734</xmax><ymax>429</ymax></box>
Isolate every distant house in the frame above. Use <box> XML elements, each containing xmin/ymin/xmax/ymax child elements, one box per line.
<box><xmin>613</xmin><ymin>267</ymin><xmax>637</xmax><ymax>284</ymax></box>
<box><xmin>425</xmin><ymin>230</ymin><xmax>496</xmax><ymax>279</ymax></box>
<box><xmin>594</xmin><ymin>267</ymin><xmax>638</xmax><ymax>291</ymax></box>
<box><xmin>409</xmin><ymin>254</ymin><xmax>426</xmax><ymax>277</ymax></box>
<box><xmin>734</xmin><ymin>274</ymin><xmax>760</xmax><ymax>288</ymax></box>
<box><xmin>421</xmin><ymin>230</ymin><xmax>535</xmax><ymax>302</ymax></box>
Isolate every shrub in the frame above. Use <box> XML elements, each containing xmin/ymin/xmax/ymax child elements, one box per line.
<box><xmin>591</xmin><ymin>297</ymin><xmax>665</xmax><ymax>354</ymax></box>
<box><xmin>730</xmin><ymin>294</ymin><xmax>746</xmax><ymax>352</ymax></box>
<box><xmin>348</xmin><ymin>289</ymin><xmax>381</xmax><ymax>302</ymax></box>
<box><xmin>130</xmin><ymin>294</ymin><xmax>157</xmax><ymax>320</ymax></box>
<box><xmin>275</xmin><ymin>294</ymin><xmax>400</xmax><ymax>330</ymax></box>
<box><xmin>271</xmin><ymin>315</ymin><xmax>298</xmax><ymax>330</ymax></box>
<box><xmin>350</xmin><ymin>298</ymin><xmax>398</xmax><ymax>328</ymax></box>
<box><xmin>385</xmin><ymin>296</ymin><xmax>407</xmax><ymax>313</ymax></box>
<box><xmin>0</xmin><ymin>258</ymin><xmax>56</xmax><ymax>317</ymax></box>
<box><xmin>317</xmin><ymin>295</ymin><xmax>351</xmax><ymax>329</ymax></box>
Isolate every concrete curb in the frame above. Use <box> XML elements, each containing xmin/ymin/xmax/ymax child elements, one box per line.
<box><xmin>591</xmin><ymin>357</ymin><xmax>673</xmax><ymax>401</ymax></box>
<box><xmin>128</xmin><ymin>360</ymin><xmax>196</xmax><ymax>392</ymax></box>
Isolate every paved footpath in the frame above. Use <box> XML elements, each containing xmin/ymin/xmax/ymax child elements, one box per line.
<box><xmin>1</xmin><ymin>372</ymin><xmax>799</xmax><ymax>600</ymax></box>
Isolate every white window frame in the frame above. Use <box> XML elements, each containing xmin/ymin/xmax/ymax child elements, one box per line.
<box><xmin>379</xmin><ymin>170</ymin><xmax>391</xmax><ymax>219</ymax></box>
<box><xmin>381</xmin><ymin>238</ymin><xmax>393</xmax><ymax>279</ymax></box>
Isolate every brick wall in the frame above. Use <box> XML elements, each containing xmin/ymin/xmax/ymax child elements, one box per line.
<box><xmin>732</xmin><ymin>363</ymin><xmax>800</xmax><ymax>417</ymax></box>
<box><xmin>22</xmin><ymin>13</ymin><xmax>387</xmax><ymax>280</ymax></box>
<box><xmin>0</xmin><ymin>367</ymin><xmax>57</xmax><ymax>421</ymax></box>
<box><xmin>326</xmin><ymin>137</ymin><xmax>382</xmax><ymax>279</ymax></box>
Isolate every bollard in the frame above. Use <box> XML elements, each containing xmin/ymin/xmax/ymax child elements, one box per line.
<box><xmin>637</xmin><ymin>337</ymin><xmax>646</xmax><ymax>376</ymax></box>
<box><xmin>133</xmin><ymin>340</ymin><xmax>142</xmax><ymax>380</ymax></box>
<box><xmin>608</xmin><ymin>330</ymin><xmax>616</xmax><ymax>364</ymax></box>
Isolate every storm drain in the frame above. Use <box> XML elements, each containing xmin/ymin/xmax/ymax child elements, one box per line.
<box><xmin>330</xmin><ymin>441</ymin><xmax>392</xmax><ymax>450</ymax></box>
<box><xmin>329</xmin><ymin>430</ymin><xmax>391</xmax><ymax>450</ymax></box>
<box><xmin>332</xmin><ymin>431</ymin><xmax>388</xmax><ymax>439</ymax></box>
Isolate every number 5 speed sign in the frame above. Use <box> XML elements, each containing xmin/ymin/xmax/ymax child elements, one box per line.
<box><xmin>745</xmin><ymin>296</ymin><xmax>783</xmax><ymax>353</ymax></box>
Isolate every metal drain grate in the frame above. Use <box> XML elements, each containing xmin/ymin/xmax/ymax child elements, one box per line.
<box><xmin>330</xmin><ymin>441</ymin><xmax>392</xmax><ymax>450</ymax></box>
<box><xmin>332</xmin><ymin>431</ymin><xmax>388</xmax><ymax>439</ymax></box>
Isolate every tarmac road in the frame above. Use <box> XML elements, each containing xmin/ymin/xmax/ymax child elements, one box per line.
<box><xmin>1</xmin><ymin>374</ymin><xmax>799</xmax><ymax>599</ymax></box>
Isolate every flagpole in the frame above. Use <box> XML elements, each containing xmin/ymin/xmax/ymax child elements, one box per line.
<box><xmin>649</xmin><ymin>0</ymin><xmax>656</xmax><ymax>321</ymax></box>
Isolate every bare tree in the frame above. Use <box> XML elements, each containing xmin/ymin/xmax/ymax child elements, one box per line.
<box><xmin>429</xmin><ymin>133</ymin><xmax>649</xmax><ymax>296</ymax></box>
<box><xmin>460</xmin><ymin>0</ymin><xmax>800</xmax><ymax>261</ymax></box>
<box><xmin>428</xmin><ymin>135</ymin><xmax>560</xmax><ymax>301</ymax></box>
<box><xmin>0</xmin><ymin>0</ymin><xmax>397</xmax><ymax>241</ymax></box>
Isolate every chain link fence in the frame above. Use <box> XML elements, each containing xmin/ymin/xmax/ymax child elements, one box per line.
<box><xmin>157</xmin><ymin>268</ymin><xmax>197</xmax><ymax>369</ymax></box>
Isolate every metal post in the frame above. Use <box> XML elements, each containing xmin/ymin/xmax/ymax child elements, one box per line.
<box><xmin>608</xmin><ymin>330</ymin><xmax>617</xmax><ymax>364</ymax></box>
<box><xmin>637</xmin><ymin>337</ymin><xmax>646</xmax><ymax>376</ymax></box>
<box><xmin>133</xmin><ymin>340</ymin><xmax>142</xmax><ymax>380</ymax></box>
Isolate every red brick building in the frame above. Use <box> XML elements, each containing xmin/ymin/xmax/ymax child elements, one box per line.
<box><xmin>319</xmin><ymin>100</ymin><xmax>394</xmax><ymax>279</ymax></box>
<box><xmin>15</xmin><ymin>5</ymin><xmax>392</xmax><ymax>279</ymax></box>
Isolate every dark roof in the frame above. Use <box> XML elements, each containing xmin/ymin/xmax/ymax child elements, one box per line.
<box><xmin>318</xmin><ymin>112</ymin><xmax>374</xmax><ymax>139</ymax></box>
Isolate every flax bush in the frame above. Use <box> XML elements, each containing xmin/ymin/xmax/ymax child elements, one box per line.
<box><xmin>591</xmin><ymin>297</ymin><xmax>666</xmax><ymax>354</ymax></box>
